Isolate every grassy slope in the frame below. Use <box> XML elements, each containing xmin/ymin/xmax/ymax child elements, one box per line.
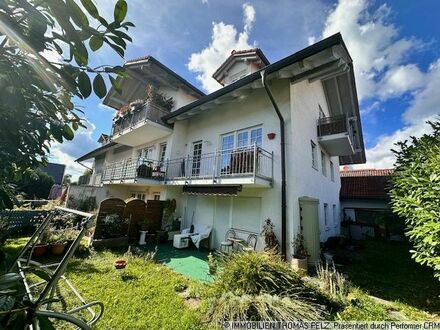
<box><xmin>337</xmin><ymin>240</ymin><xmax>440</xmax><ymax>319</ymax></box>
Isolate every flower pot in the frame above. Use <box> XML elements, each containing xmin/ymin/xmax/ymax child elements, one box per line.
<box><xmin>114</xmin><ymin>259</ymin><xmax>127</xmax><ymax>269</ymax></box>
<box><xmin>291</xmin><ymin>256</ymin><xmax>308</xmax><ymax>275</ymax></box>
<box><xmin>51</xmin><ymin>242</ymin><xmax>66</xmax><ymax>256</ymax></box>
<box><xmin>32</xmin><ymin>244</ymin><xmax>48</xmax><ymax>257</ymax></box>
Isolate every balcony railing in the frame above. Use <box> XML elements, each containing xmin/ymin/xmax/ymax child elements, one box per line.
<box><xmin>101</xmin><ymin>145</ymin><xmax>273</xmax><ymax>184</ymax></box>
<box><xmin>317</xmin><ymin>114</ymin><xmax>349</xmax><ymax>136</ymax></box>
<box><xmin>111</xmin><ymin>102</ymin><xmax>172</xmax><ymax>138</ymax></box>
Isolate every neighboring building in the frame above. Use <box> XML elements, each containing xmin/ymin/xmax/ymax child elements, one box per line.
<box><xmin>39</xmin><ymin>162</ymin><xmax>66</xmax><ymax>185</ymax></box>
<box><xmin>72</xmin><ymin>33</ymin><xmax>366</xmax><ymax>260</ymax></box>
<box><xmin>340</xmin><ymin>168</ymin><xmax>394</xmax><ymax>239</ymax></box>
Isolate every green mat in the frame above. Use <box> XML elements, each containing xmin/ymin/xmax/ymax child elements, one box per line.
<box><xmin>143</xmin><ymin>243</ymin><xmax>214</xmax><ymax>282</ymax></box>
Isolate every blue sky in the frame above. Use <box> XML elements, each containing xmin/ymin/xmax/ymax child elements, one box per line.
<box><xmin>50</xmin><ymin>0</ymin><xmax>440</xmax><ymax>178</ymax></box>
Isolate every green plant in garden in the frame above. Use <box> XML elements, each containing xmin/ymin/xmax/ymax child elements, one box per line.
<box><xmin>390</xmin><ymin>120</ymin><xmax>440</xmax><ymax>279</ymax></box>
<box><xmin>0</xmin><ymin>0</ymin><xmax>134</xmax><ymax>209</ymax></box>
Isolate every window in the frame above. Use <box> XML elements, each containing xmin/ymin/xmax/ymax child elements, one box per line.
<box><xmin>137</xmin><ymin>146</ymin><xmax>153</xmax><ymax>160</ymax></box>
<box><xmin>131</xmin><ymin>192</ymin><xmax>146</xmax><ymax>200</ymax></box>
<box><xmin>311</xmin><ymin>141</ymin><xmax>318</xmax><ymax>169</ymax></box>
<box><xmin>332</xmin><ymin>204</ymin><xmax>337</xmax><ymax>225</ymax></box>
<box><xmin>192</xmin><ymin>141</ymin><xmax>203</xmax><ymax>176</ymax></box>
<box><xmin>330</xmin><ymin>161</ymin><xmax>335</xmax><ymax>181</ymax></box>
<box><xmin>159</xmin><ymin>143</ymin><xmax>167</xmax><ymax>163</ymax></box>
<box><xmin>324</xmin><ymin>203</ymin><xmax>329</xmax><ymax>226</ymax></box>
<box><xmin>321</xmin><ymin>151</ymin><xmax>327</xmax><ymax>176</ymax></box>
<box><xmin>153</xmin><ymin>192</ymin><xmax>161</xmax><ymax>201</ymax></box>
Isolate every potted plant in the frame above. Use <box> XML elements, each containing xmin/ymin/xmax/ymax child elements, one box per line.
<box><xmin>291</xmin><ymin>231</ymin><xmax>308</xmax><ymax>274</ymax></box>
<box><xmin>32</xmin><ymin>230</ymin><xmax>51</xmax><ymax>257</ymax></box>
<box><xmin>261</xmin><ymin>219</ymin><xmax>280</xmax><ymax>252</ymax></box>
<box><xmin>48</xmin><ymin>231</ymin><xmax>67</xmax><ymax>256</ymax></box>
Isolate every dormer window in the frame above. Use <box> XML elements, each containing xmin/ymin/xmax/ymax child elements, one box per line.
<box><xmin>212</xmin><ymin>48</ymin><xmax>270</xmax><ymax>87</ymax></box>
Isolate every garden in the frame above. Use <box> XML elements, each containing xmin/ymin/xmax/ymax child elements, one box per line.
<box><xmin>1</xmin><ymin>207</ymin><xmax>438</xmax><ymax>329</ymax></box>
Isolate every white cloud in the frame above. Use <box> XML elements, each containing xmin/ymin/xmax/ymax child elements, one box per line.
<box><xmin>321</xmin><ymin>0</ymin><xmax>424</xmax><ymax>101</ymax></box>
<box><xmin>49</xmin><ymin>122</ymin><xmax>98</xmax><ymax>180</ymax></box>
<box><xmin>187</xmin><ymin>3</ymin><xmax>257</xmax><ymax>92</ymax></box>
<box><xmin>317</xmin><ymin>0</ymin><xmax>439</xmax><ymax>169</ymax></box>
<box><xmin>378</xmin><ymin>64</ymin><xmax>425</xmax><ymax>99</ymax></box>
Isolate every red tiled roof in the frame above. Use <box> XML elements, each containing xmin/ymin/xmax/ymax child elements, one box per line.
<box><xmin>340</xmin><ymin>169</ymin><xmax>394</xmax><ymax>200</ymax></box>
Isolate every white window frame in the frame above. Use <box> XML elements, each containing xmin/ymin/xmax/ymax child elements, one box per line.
<box><xmin>220</xmin><ymin>125</ymin><xmax>263</xmax><ymax>151</ymax></box>
<box><xmin>321</xmin><ymin>151</ymin><xmax>327</xmax><ymax>176</ymax></box>
<box><xmin>137</xmin><ymin>146</ymin><xmax>154</xmax><ymax>160</ymax></box>
<box><xmin>131</xmin><ymin>192</ymin><xmax>146</xmax><ymax>201</ymax></box>
<box><xmin>330</xmin><ymin>161</ymin><xmax>335</xmax><ymax>181</ymax></box>
<box><xmin>153</xmin><ymin>192</ymin><xmax>161</xmax><ymax>201</ymax></box>
<box><xmin>311</xmin><ymin>141</ymin><xmax>318</xmax><ymax>170</ymax></box>
<box><xmin>159</xmin><ymin>143</ymin><xmax>167</xmax><ymax>163</ymax></box>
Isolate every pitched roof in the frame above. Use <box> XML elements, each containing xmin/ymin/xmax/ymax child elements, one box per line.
<box><xmin>212</xmin><ymin>48</ymin><xmax>270</xmax><ymax>80</ymax></box>
<box><xmin>340</xmin><ymin>169</ymin><xmax>394</xmax><ymax>200</ymax></box>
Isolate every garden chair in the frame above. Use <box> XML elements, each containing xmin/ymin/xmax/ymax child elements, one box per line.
<box><xmin>5</xmin><ymin>206</ymin><xmax>103</xmax><ymax>329</ymax></box>
<box><xmin>220</xmin><ymin>229</ymin><xmax>236</xmax><ymax>254</ymax></box>
<box><xmin>241</xmin><ymin>233</ymin><xmax>258</xmax><ymax>252</ymax></box>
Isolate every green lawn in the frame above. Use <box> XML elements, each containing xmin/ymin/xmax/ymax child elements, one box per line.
<box><xmin>337</xmin><ymin>239</ymin><xmax>440</xmax><ymax>316</ymax></box>
<box><xmin>2</xmin><ymin>239</ymin><xmax>205</xmax><ymax>330</ymax></box>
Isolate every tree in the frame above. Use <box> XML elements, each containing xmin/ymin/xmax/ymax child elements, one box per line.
<box><xmin>0</xmin><ymin>0</ymin><xmax>134</xmax><ymax>209</ymax></box>
<box><xmin>17</xmin><ymin>169</ymin><xmax>54</xmax><ymax>199</ymax></box>
<box><xmin>390</xmin><ymin>121</ymin><xmax>440</xmax><ymax>280</ymax></box>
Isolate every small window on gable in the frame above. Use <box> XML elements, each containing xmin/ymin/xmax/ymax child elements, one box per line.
<box><xmin>321</xmin><ymin>151</ymin><xmax>327</xmax><ymax>176</ymax></box>
<box><xmin>330</xmin><ymin>161</ymin><xmax>335</xmax><ymax>181</ymax></box>
<box><xmin>311</xmin><ymin>141</ymin><xmax>318</xmax><ymax>170</ymax></box>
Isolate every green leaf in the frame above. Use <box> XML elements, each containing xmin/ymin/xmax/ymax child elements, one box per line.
<box><xmin>89</xmin><ymin>35</ymin><xmax>103</xmax><ymax>51</ymax></box>
<box><xmin>77</xmin><ymin>71</ymin><xmax>91</xmax><ymax>98</ymax></box>
<box><xmin>93</xmin><ymin>74</ymin><xmax>107</xmax><ymax>98</ymax></box>
<box><xmin>73</xmin><ymin>41</ymin><xmax>89</xmax><ymax>66</ymax></box>
<box><xmin>80</xmin><ymin>0</ymin><xmax>99</xmax><ymax>19</ymax></box>
<box><xmin>114</xmin><ymin>0</ymin><xmax>128</xmax><ymax>23</ymax></box>
<box><xmin>62</xmin><ymin>125</ymin><xmax>74</xmax><ymax>140</ymax></box>
<box><xmin>110</xmin><ymin>76</ymin><xmax>122</xmax><ymax>94</ymax></box>
<box><xmin>66</xmin><ymin>0</ymin><xmax>89</xmax><ymax>28</ymax></box>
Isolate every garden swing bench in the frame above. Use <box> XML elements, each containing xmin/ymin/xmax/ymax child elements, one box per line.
<box><xmin>6</xmin><ymin>206</ymin><xmax>104</xmax><ymax>329</ymax></box>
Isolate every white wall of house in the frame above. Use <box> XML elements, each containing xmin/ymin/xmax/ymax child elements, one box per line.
<box><xmin>287</xmin><ymin>79</ymin><xmax>342</xmax><ymax>255</ymax></box>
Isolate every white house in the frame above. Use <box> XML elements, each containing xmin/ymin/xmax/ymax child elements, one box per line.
<box><xmin>71</xmin><ymin>33</ymin><xmax>365</xmax><ymax>261</ymax></box>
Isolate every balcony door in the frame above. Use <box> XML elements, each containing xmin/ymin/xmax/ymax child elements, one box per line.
<box><xmin>220</xmin><ymin>127</ymin><xmax>262</xmax><ymax>175</ymax></box>
<box><xmin>191</xmin><ymin>141</ymin><xmax>203</xmax><ymax>176</ymax></box>
<box><xmin>138</xmin><ymin>146</ymin><xmax>154</xmax><ymax>161</ymax></box>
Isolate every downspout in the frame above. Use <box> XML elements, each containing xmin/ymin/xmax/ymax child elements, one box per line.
<box><xmin>261</xmin><ymin>70</ymin><xmax>287</xmax><ymax>259</ymax></box>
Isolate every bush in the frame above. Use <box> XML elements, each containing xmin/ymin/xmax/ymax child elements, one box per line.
<box><xmin>316</xmin><ymin>262</ymin><xmax>350</xmax><ymax>304</ymax></box>
<box><xmin>390</xmin><ymin>121</ymin><xmax>440</xmax><ymax>279</ymax></box>
<box><xmin>207</xmin><ymin>292</ymin><xmax>323</xmax><ymax>323</ymax></box>
<box><xmin>204</xmin><ymin>251</ymin><xmax>331</xmax><ymax>324</ymax></box>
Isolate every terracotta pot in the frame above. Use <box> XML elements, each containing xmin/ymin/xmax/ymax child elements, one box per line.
<box><xmin>51</xmin><ymin>243</ymin><xmax>66</xmax><ymax>256</ymax></box>
<box><xmin>267</xmin><ymin>132</ymin><xmax>276</xmax><ymax>140</ymax></box>
<box><xmin>114</xmin><ymin>259</ymin><xmax>127</xmax><ymax>269</ymax></box>
<box><xmin>291</xmin><ymin>256</ymin><xmax>308</xmax><ymax>275</ymax></box>
<box><xmin>32</xmin><ymin>244</ymin><xmax>48</xmax><ymax>257</ymax></box>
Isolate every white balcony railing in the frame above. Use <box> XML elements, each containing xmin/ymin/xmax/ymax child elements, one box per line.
<box><xmin>101</xmin><ymin>145</ymin><xmax>273</xmax><ymax>185</ymax></box>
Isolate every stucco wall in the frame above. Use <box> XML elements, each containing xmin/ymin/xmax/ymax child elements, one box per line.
<box><xmin>288</xmin><ymin>79</ymin><xmax>342</xmax><ymax>252</ymax></box>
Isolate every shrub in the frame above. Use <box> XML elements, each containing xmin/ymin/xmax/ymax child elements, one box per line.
<box><xmin>204</xmin><ymin>251</ymin><xmax>331</xmax><ymax>324</ymax></box>
<box><xmin>390</xmin><ymin>120</ymin><xmax>440</xmax><ymax>279</ymax></box>
<box><xmin>206</xmin><ymin>292</ymin><xmax>323</xmax><ymax>323</ymax></box>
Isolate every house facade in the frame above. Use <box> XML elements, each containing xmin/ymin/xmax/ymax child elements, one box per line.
<box><xmin>71</xmin><ymin>33</ymin><xmax>365</xmax><ymax>260</ymax></box>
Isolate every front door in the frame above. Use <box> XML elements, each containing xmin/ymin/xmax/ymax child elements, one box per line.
<box><xmin>299</xmin><ymin>197</ymin><xmax>320</xmax><ymax>265</ymax></box>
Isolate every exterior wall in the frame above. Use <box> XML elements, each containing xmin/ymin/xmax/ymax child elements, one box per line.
<box><xmin>288</xmin><ymin>79</ymin><xmax>342</xmax><ymax>255</ymax></box>
<box><xmin>66</xmin><ymin>185</ymin><xmax>108</xmax><ymax>210</ymax></box>
<box><xmin>341</xmin><ymin>199</ymin><xmax>390</xmax><ymax>221</ymax></box>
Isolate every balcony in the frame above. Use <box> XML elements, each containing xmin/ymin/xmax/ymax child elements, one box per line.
<box><xmin>110</xmin><ymin>102</ymin><xmax>173</xmax><ymax>146</ymax></box>
<box><xmin>317</xmin><ymin>114</ymin><xmax>355</xmax><ymax>156</ymax></box>
<box><xmin>100</xmin><ymin>146</ymin><xmax>273</xmax><ymax>187</ymax></box>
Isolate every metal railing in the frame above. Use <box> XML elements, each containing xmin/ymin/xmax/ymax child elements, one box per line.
<box><xmin>101</xmin><ymin>145</ymin><xmax>273</xmax><ymax>184</ymax></box>
<box><xmin>102</xmin><ymin>157</ymin><xmax>166</xmax><ymax>183</ymax></box>
<box><xmin>166</xmin><ymin>145</ymin><xmax>273</xmax><ymax>182</ymax></box>
<box><xmin>111</xmin><ymin>101</ymin><xmax>172</xmax><ymax>138</ymax></box>
<box><xmin>317</xmin><ymin>114</ymin><xmax>349</xmax><ymax>136</ymax></box>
